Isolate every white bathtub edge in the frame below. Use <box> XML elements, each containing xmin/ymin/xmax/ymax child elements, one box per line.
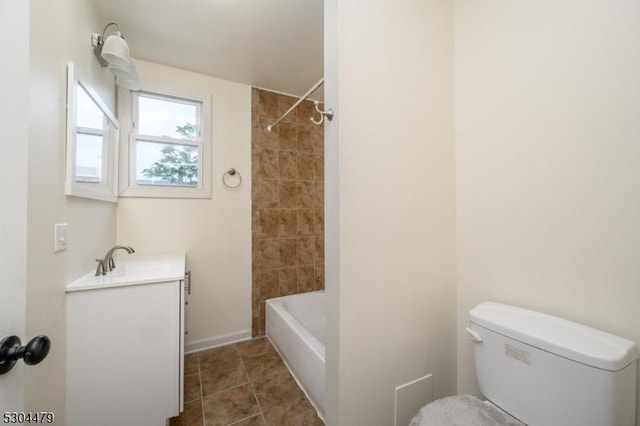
<box><xmin>266</xmin><ymin>291</ymin><xmax>326</xmax><ymax>421</ymax></box>
<box><xmin>267</xmin><ymin>295</ymin><xmax>325</xmax><ymax>361</ymax></box>
<box><xmin>267</xmin><ymin>335</ymin><xmax>326</xmax><ymax>423</ymax></box>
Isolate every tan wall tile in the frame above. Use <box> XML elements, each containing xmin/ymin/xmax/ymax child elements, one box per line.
<box><xmin>251</xmin><ymin>109</ymin><xmax>259</xmax><ymax>130</ymax></box>
<box><xmin>280</xmin><ymin>210</ymin><xmax>298</xmax><ymax>238</ymax></box>
<box><xmin>259</xmin><ymin>239</ymin><xmax>280</xmax><ymax>268</ymax></box>
<box><xmin>297</xmin><ymin>153</ymin><xmax>314</xmax><ymax>181</ymax></box>
<box><xmin>314</xmin><ymin>264</ymin><xmax>325</xmax><ymax>290</ymax></box>
<box><xmin>298</xmin><ymin>237</ymin><xmax>315</xmax><ymax>265</ymax></box>
<box><xmin>313</xmin><ymin>155</ymin><xmax>324</xmax><ymax>181</ymax></box>
<box><xmin>252</xmin><ymin>89</ymin><xmax>325</xmax><ymax>335</ymax></box>
<box><xmin>258</xmin><ymin>149</ymin><xmax>279</xmax><ymax>179</ymax></box>
<box><xmin>298</xmin><ymin>181</ymin><xmax>315</xmax><ymax>209</ymax></box>
<box><xmin>277</xmin><ymin>95</ymin><xmax>298</xmax><ymax>123</ymax></box>
<box><xmin>258</xmin><ymin>90</ymin><xmax>278</xmax><ymax>119</ymax></box>
<box><xmin>251</xmin><ymin>150</ymin><xmax>260</xmax><ymax>181</ymax></box>
<box><xmin>278</xmin><ymin>182</ymin><xmax>297</xmax><ymax>209</ymax></box>
<box><xmin>279</xmin><ymin>122</ymin><xmax>298</xmax><ymax>152</ymax></box>
<box><xmin>258</xmin><ymin>210</ymin><xmax>280</xmax><ymax>239</ymax></box>
<box><xmin>260</xmin><ymin>269</ymin><xmax>280</xmax><ymax>300</ymax></box>
<box><xmin>310</xmin><ymin>126</ymin><xmax>323</xmax><ymax>156</ymax></box>
<box><xmin>297</xmin><ymin>209</ymin><xmax>315</xmax><ymax>236</ymax></box>
<box><xmin>278</xmin><ymin>151</ymin><xmax>297</xmax><ymax>180</ymax></box>
<box><xmin>279</xmin><ymin>268</ymin><xmax>298</xmax><ymax>296</ymax></box>
<box><xmin>297</xmin><ymin>125</ymin><xmax>314</xmax><ymax>153</ymax></box>
<box><xmin>313</xmin><ymin>209</ymin><xmax>324</xmax><ymax>235</ymax></box>
<box><xmin>252</xmin><ymin>238</ymin><xmax>260</xmax><ymax>269</ymax></box>
<box><xmin>297</xmin><ymin>100</ymin><xmax>316</xmax><ymax>125</ymax></box>
<box><xmin>279</xmin><ymin>239</ymin><xmax>298</xmax><ymax>267</ymax></box>
<box><xmin>259</xmin><ymin>301</ymin><xmax>266</xmax><ymax>335</ymax></box>
<box><xmin>297</xmin><ymin>266</ymin><xmax>315</xmax><ymax>293</ymax></box>
<box><xmin>313</xmin><ymin>181</ymin><xmax>323</xmax><ymax>209</ymax></box>
<box><xmin>314</xmin><ymin>237</ymin><xmax>324</xmax><ymax>263</ymax></box>
<box><xmin>257</xmin><ymin>126</ymin><xmax>279</xmax><ymax>151</ymax></box>
<box><xmin>253</xmin><ymin>180</ymin><xmax>278</xmax><ymax>209</ymax></box>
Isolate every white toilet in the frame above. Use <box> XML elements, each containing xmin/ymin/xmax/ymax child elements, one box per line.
<box><xmin>411</xmin><ymin>302</ymin><xmax>639</xmax><ymax>426</ymax></box>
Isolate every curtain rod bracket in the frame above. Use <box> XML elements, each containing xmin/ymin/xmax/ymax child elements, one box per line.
<box><xmin>310</xmin><ymin>101</ymin><xmax>333</xmax><ymax>125</ymax></box>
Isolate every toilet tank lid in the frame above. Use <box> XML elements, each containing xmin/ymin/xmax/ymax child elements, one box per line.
<box><xmin>469</xmin><ymin>302</ymin><xmax>639</xmax><ymax>371</ymax></box>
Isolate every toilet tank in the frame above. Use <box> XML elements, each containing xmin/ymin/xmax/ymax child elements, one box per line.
<box><xmin>469</xmin><ymin>302</ymin><xmax>638</xmax><ymax>426</ymax></box>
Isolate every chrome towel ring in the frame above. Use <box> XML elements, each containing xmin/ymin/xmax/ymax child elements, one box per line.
<box><xmin>222</xmin><ymin>168</ymin><xmax>242</xmax><ymax>189</ymax></box>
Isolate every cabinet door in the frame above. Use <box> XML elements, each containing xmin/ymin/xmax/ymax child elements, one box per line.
<box><xmin>66</xmin><ymin>281</ymin><xmax>180</xmax><ymax>426</ymax></box>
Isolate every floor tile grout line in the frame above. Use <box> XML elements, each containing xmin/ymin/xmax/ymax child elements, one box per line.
<box><xmin>177</xmin><ymin>338</ymin><xmax>317</xmax><ymax>426</ymax></box>
<box><xmin>236</xmin><ymin>342</ymin><xmax>266</xmax><ymax>423</ymax></box>
<box><xmin>198</xmin><ymin>353</ymin><xmax>206</xmax><ymax>426</ymax></box>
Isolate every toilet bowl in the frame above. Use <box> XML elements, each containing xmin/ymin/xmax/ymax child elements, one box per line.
<box><xmin>410</xmin><ymin>302</ymin><xmax>639</xmax><ymax>426</ymax></box>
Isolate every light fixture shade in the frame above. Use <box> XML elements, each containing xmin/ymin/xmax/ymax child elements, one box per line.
<box><xmin>101</xmin><ymin>33</ymin><xmax>131</xmax><ymax>70</ymax></box>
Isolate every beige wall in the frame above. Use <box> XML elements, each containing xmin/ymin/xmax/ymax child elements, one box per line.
<box><xmin>325</xmin><ymin>0</ymin><xmax>456</xmax><ymax>424</ymax></box>
<box><xmin>26</xmin><ymin>0</ymin><xmax>118</xmax><ymax>421</ymax></box>
<box><xmin>117</xmin><ymin>60</ymin><xmax>252</xmax><ymax>351</ymax></box>
<box><xmin>455</xmin><ymin>1</ymin><xmax>640</xmax><ymax>423</ymax></box>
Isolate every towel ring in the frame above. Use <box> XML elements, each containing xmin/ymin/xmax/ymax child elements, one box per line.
<box><xmin>222</xmin><ymin>168</ymin><xmax>242</xmax><ymax>189</ymax></box>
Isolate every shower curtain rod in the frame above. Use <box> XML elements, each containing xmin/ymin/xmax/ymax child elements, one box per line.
<box><xmin>266</xmin><ymin>77</ymin><xmax>324</xmax><ymax>132</ymax></box>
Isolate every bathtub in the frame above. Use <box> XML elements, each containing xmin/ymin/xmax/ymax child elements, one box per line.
<box><xmin>266</xmin><ymin>290</ymin><xmax>325</xmax><ymax>420</ymax></box>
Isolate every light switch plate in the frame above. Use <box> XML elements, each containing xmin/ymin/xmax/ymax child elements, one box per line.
<box><xmin>54</xmin><ymin>223</ymin><xmax>68</xmax><ymax>252</ymax></box>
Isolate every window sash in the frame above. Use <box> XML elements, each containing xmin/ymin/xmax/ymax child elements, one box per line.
<box><xmin>133</xmin><ymin>139</ymin><xmax>200</xmax><ymax>187</ymax></box>
<box><xmin>130</xmin><ymin>91</ymin><xmax>205</xmax><ymax>190</ymax></box>
<box><xmin>132</xmin><ymin>134</ymin><xmax>200</xmax><ymax>147</ymax></box>
<box><xmin>132</xmin><ymin>91</ymin><xmax>202</xmax><ymax>142</ymax></box>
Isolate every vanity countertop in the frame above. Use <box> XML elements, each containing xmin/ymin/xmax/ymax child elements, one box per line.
<box><xmin>65</xmin><ymin>253</ymin><xmax>186</xmax><ymax>293</ymax></box>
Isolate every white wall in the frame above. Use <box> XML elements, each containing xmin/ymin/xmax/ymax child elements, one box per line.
<box><xmin>455</xmin><ymin>1</ymin><xmax>640</xmax><ymax>423</ymax></box>
<box><xmin>0</xmin><ymin>0</ymin><xmax>29</xmax><ymax>412</ymax></box>
<box><xmin>27</xmin><ymin>0</ymin><xmax>118</xmax><ymax>421</ymax></box>
<box><xmin>117</xmin><ymin>60</ymin><xmax>252</xmax><ymax>350</ymax></box>
<box><xmin>325</xmin><ymin>0</ymin><xmax>456</xmax><ymax>424</ymax></box>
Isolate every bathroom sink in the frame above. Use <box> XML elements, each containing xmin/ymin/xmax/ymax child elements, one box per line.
<box><xmin>65</xmin><ymin>253</ymin><xmax>186</xmax><ymax>292</ymax></box>
<box><xmin>108</xmin><ymin>261</ymin><xmax>173</xmax><ymax>278</ymax></box>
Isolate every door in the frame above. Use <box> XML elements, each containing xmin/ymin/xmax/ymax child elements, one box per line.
<box><xmin>0</xmin><ymin>0</ymin><xmax>29</xmax><ymax>412</ymax></box>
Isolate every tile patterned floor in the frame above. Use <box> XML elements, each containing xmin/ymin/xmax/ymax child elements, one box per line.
<box><xmin>170</xmin><ymin>337</ymin><xmax>324</xmax><ymax>426</ymax></box>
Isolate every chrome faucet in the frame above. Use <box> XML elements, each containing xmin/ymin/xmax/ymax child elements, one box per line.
<box><xmin>100</xmin><ymin>245</ymin><xmax>135</xmax><ymax>274</ymax></box>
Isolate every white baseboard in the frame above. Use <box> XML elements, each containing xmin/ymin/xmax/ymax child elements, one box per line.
<box><xmin>185</xmin><ymin>329</ymin><xmax>252</xmax><ymax>354</ymax></box>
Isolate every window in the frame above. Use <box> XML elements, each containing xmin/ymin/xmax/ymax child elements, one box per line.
<box><xmin>120</xmin><ymin>89</ymin><xmax>212</xmax><ymax>198</ymax></box>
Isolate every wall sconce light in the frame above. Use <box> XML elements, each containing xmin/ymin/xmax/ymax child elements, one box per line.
<box><xmin>91</xmin><ymin>22</ymin><xmax>140</xmax><ymax>90</ymax></box>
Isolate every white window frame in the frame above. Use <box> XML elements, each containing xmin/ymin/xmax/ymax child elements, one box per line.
<box><xmin>65</xmin><ymin>62</ymin><xmax>119</xmax><ymax>203</ymax></box>
<box><xmin>119</xmin><ymin>86</ymin><xmax>212</xmax><ymax>199</ymax></box>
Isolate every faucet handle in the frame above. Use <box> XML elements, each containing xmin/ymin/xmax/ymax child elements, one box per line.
<box><xmin>95</xmin><ymin>259</ymin><xmax>106</xmax><ymax>276</ymax></box>
<box><xmin>108</xmin><ymin>257</ymin><xmax>116</xmax><ymax>270</ymax></box>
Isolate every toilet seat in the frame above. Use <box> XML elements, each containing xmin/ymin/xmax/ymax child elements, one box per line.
<box><xmin>409</xmin><ymin>395</ymin><xmax>525</xmax><ymax>426</ymax></box>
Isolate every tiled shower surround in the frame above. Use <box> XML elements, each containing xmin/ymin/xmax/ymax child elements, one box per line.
<box><xmin>251</xmin><ymin>88</ymin><xmax>325</xmax><ymax>336</ymax></box>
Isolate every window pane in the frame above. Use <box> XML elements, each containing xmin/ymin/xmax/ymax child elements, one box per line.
<box><xmin>76</xmin><ymin>133</ymin><xmax>103</xmax><ymax>183</ymax></box>
<box><xmin>77</xmin><ymin>84</ymin><xmax>104</xmax><ymax>130</ymax></box>
<box><xmin>137</xmin><ymin>94</ymin><xmax>198</xmax><ymax>140</ymax></box>
<box><xmin>136</xmin><ymin>140</ymin><xmax>198</xmax><ymax>187</ymax></box>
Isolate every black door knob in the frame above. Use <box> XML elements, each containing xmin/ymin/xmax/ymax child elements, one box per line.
<box><xmin>0</xmin><ymin>335</ymin><xmax>51</xmax><ymax>375</ymax></box>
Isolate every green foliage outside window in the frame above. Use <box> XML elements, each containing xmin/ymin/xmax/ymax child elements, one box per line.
<box><xmin>141</xmin><ymin>123</ymin><xmax>199</xmax><ymax>186</ymax></box>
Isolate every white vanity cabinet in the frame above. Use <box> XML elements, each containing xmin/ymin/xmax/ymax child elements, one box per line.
<box><xmin>65</xmin><ymin>254</ymin><xmax>185</xmax><ymax>426</ymax></box>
